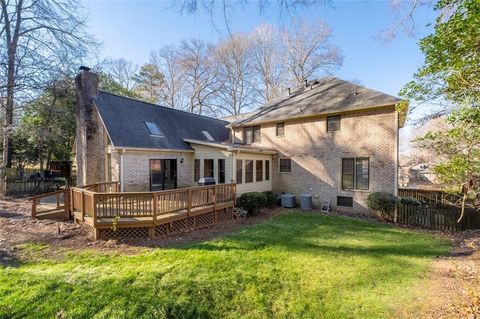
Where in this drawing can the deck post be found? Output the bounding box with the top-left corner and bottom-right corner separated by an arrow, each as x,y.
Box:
31,198 -> 37,218
81,191 -> 85,222
152,193 -> 157,225
92,193 -> 97,227
187,188 -> 192,215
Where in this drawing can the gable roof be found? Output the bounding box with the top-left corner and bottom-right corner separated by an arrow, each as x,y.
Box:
93,91 -> 230,151
231,76 -> 404,127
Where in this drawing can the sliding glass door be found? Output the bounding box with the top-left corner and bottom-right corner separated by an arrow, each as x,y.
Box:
149,159 -> 177,191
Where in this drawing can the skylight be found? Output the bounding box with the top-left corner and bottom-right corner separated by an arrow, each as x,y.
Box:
202,130 -> 214,141
145,121 -> 163,137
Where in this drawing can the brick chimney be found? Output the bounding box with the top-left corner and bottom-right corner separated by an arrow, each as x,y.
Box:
75,67 -> 104,186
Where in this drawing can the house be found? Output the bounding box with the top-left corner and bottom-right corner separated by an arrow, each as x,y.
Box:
75,68 -> 406,214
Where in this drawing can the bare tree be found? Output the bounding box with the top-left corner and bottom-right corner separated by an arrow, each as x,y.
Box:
0,0 -> 95,168
178,39 -> 222,115
283,19 -> 343,85
151,46 -> 187,109
251,24 -> 287,103
213,34 -> 257,116
102,58 -> 139,91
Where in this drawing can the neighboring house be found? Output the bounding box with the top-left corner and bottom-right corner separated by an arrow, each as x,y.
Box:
75,68 -> 406,214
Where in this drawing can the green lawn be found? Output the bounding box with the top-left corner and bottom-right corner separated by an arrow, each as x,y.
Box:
0,213 -> 450,319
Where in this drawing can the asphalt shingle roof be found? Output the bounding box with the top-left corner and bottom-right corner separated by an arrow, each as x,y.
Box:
94,91 -> 230,150
231,76 -> 404,126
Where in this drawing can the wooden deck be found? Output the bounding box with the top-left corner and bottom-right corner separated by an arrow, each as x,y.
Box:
68,183 -> 236,239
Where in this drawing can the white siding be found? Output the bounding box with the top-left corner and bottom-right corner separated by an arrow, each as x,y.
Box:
234,153 -> 273,195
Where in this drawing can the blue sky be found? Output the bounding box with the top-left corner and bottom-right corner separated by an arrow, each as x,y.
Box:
82,0 -> 437,126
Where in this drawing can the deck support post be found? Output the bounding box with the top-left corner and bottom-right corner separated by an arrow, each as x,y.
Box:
31,198 -> 37,218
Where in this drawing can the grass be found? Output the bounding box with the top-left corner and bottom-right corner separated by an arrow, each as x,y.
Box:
0,212 -> 450,319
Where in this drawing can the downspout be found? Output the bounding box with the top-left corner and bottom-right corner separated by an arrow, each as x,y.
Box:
120,149 -> 124,192
394,111 -> 399,196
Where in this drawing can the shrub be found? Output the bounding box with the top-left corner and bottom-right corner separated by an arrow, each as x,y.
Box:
367,192 -> 399,220
263,191 -> 278,208
400,197 -> 422,206
237,192 -> 267,215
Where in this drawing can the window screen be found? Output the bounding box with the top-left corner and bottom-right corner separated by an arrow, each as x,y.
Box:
265,160 -> 270,181
236,160 -> 243,184
245,160 -> 254,183
327,115 -> 341,132
256,160 -> 263,182
279,158 -> 291,173
204,159 -> 214,178
355,158 -> 370,190
337,196 -> 353,207
194,159 -> 200,181
218,159 -> 225,184
276,122 -> 285,137
342,158 -> 355,189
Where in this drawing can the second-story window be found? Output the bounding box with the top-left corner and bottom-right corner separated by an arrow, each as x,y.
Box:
276,122 -> 285,137
243,125 -> 261,144
327,115 -> 341,132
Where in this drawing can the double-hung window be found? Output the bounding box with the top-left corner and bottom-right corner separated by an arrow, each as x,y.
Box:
342,158 -> 369,190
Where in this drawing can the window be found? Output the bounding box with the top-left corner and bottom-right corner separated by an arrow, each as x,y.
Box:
342,158 -> 354,189
218,159 -> 225,184
279,158 -> 291,173
245,160 -> 254,183
327,115 -> 341,132
236,160 -> 243,184
243,125 -> 261,144
342,158 -> 369,190
355,158 -> 370,190
256,160 -> 263,182
145,121 -> 163,136
276,122 -> 285,137
194,159 -> 200,181
204,159 -> 214,178
265,160 -> 270,181
337,196 -> 353,207
202,130 -> 214,141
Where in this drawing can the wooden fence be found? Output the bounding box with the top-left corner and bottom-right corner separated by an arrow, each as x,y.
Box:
384,203 -> 480,233
398,188 -> 463,205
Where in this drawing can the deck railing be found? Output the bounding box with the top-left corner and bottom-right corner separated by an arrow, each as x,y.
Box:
71,183 -> 236,223
29,189 -> 70,219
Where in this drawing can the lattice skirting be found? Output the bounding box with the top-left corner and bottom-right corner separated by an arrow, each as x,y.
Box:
95,207 -> 234,240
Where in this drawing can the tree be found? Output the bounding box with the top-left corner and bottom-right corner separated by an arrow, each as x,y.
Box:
133,63 -> 164,104
283,19 -> 343,86
14,78 -> 76,174
151,46 -> 187,109
0,0 -> 94,168
98,72 -> 141,99
178,39 -> 222,115
102,58 -> 139,91
401,0 -> 480,109
251,24 -> 287,103
214,34 -> 257,115
415,106 -> 480,218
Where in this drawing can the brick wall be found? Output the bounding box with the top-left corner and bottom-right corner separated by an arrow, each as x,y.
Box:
233,106 -> 398,214
120,151 -> 194,192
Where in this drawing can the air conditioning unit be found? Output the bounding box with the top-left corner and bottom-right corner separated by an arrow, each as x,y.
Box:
281,194 -> 296,208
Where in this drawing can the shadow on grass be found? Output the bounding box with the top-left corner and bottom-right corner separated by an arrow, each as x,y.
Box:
184,213 -> 448,259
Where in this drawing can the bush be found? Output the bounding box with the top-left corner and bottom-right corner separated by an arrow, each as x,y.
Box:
400,197 -> 422,206
263,191 -> 278,208
367,192 -> 399,220
237,192 -> 267,215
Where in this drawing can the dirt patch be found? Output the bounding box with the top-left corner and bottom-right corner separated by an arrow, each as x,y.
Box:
0,198 -> 285,265
402,230 -> 480,319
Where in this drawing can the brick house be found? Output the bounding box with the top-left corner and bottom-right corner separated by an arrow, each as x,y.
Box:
75,68 -> 406,214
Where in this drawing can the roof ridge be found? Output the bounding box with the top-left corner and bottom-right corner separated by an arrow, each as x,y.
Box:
97,90 -> 229,124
